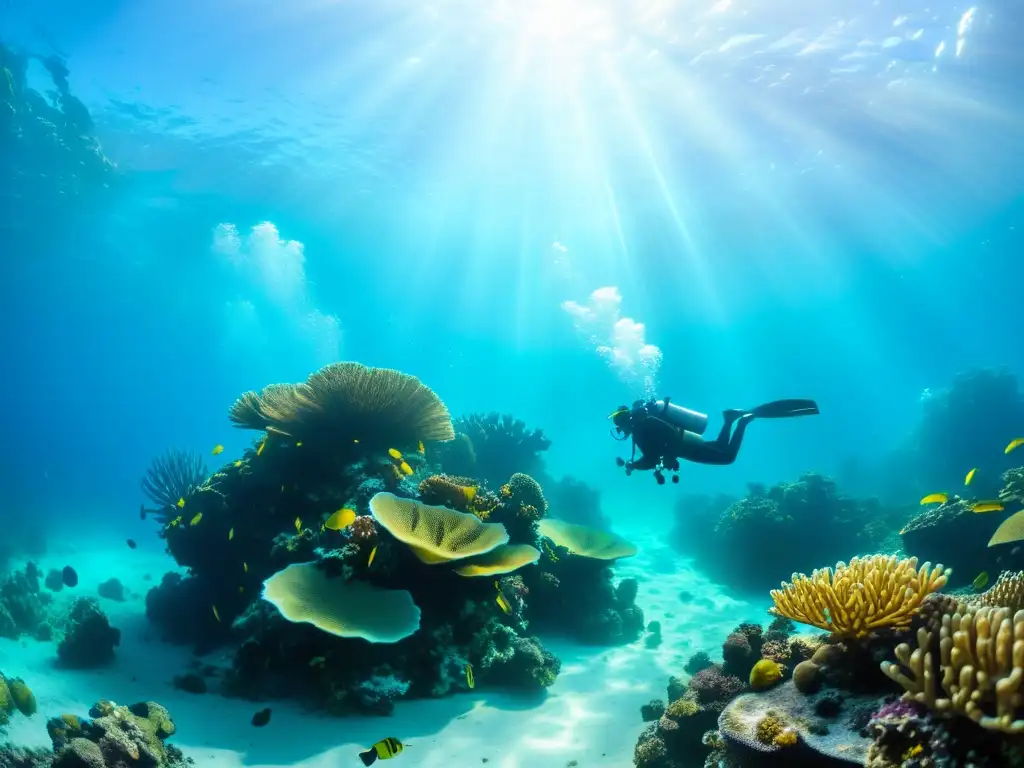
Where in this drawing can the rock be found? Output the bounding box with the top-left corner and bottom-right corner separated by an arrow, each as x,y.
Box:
96,579 -> 125,603
45,570 -> 64,593
56,598 -> 120,669
53,738 -> 104,768
172,673 -> 207,695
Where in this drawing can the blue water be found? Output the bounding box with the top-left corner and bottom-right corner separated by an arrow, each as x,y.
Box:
1,0 -> 1024,761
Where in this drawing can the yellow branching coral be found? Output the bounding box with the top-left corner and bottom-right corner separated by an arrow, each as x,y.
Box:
768,555 -> 949,638
882,605 -> 1024,732
229,362 -> 455,449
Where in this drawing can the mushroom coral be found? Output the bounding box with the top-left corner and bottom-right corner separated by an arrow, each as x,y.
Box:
537,519 -> 638,561
454,544 -> 541,577
882,605 -> 1024,733
768,555 -> 949,639
262,562 -> 421,643
369,492 -> 509,565
228,362 -> 455,450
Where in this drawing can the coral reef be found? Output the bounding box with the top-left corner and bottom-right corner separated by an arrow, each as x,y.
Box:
142,363 -> 622,717
0,563 -> 49,640
543,475 -> 611,530
670,474 -> 901,592
56,599 -> 120,669
0,672 -> 36,728
437,412 -> 551,486
0,43 -> 117,229
45,700 -> 191,767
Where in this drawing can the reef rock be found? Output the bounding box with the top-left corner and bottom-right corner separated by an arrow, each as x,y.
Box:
56,599 -> 120,669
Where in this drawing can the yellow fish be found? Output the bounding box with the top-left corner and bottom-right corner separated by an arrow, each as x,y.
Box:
920,493 -> 948,505
354,438 -> 360,444
212,605 -> 221,623
359,738 -> 403,765
399,460 -> 413,476
228,527 -> 235,541
325,508 -> 357,531
494,581 -> 512,614
391,466 -> 402,481
465,663 -> 475,689
233,460 -> 242,468
368,546 -> 378,567
212,444 -> 224,455
973,571 -> 989,591
169,515 -> 183,527
190,512 -> 202,526
243,562 -> 249,573
418,441 -> 425,454
388,448 -> 402,460
463,486 -> 478,502
972,501 -> 1005,514
176,497 -> 186,508
1006,438 -> 1024,455
965,468 -> 977,486
296,441 -> 303,447
294,517 -> 302,533
257,436 -> 267,456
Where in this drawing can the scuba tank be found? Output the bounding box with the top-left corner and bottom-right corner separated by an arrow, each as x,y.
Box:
648,398 -> 708,435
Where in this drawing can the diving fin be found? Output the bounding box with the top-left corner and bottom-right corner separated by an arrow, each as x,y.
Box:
749,399 -> 819,419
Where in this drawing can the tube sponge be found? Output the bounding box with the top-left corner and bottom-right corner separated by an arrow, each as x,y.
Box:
262,562 -> 421,643
537,519 -> 638,560
369,492 -> 509,564
453,544 -> 541,577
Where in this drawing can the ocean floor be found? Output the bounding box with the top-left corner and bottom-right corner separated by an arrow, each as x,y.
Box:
0,529 -> 764,767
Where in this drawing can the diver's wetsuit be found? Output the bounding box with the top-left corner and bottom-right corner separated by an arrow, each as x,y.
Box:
629,409 -> 753,469
612,397 -> 818,481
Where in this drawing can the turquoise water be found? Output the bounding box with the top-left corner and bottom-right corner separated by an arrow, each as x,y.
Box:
1,1 -> 1024,766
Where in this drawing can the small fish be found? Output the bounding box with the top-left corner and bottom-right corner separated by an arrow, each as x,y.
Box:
920,493 -> 948,505
139,504 -> 146,521
251,708 -> 272,727
212,444 -> 224,455
177,497 -> 186,508
243,562 -> 249,573
239,586 -> 245,593
62,566 -> 78,588
418,441 -> 425,453
494,582 -> 512,614
126,539 -> 137,549
296,441 -> 303,447
294,517 -> 302,533
973,572 -> 990,591
390,466 -> 402,481
965,468 -> 977,486
233,460 -> 242,468
465,663 -> 474,689
399,461 -> 413,476
354,438 -> 360,444
388,448 -> 402,460
359,737 -> 404,766
212,605 -> 221,623
228,527 -> 235,541
1006,438 -> 1024,455
325,508 -> 357,531
972,501 -> 1005,514
368,546 -> 378,567
462,486 -> 478,503
257,436 -> 267,456
309,656 -> 326,669
823,607 -> 833,625
190,512 -> 203,526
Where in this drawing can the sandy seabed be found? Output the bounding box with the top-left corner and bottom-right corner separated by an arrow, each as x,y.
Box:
0,529 -> 763,767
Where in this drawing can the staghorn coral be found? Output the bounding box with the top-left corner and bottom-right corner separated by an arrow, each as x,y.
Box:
141,448 -> 207,524
228,362 -> 455,452
769,555 -> 949,638
882,604 -> 1024,732
1001,466 -> 1024,505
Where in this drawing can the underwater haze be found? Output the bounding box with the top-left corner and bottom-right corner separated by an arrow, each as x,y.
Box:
2,0 -> 1024,766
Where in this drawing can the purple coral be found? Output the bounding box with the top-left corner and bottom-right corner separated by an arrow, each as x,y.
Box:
688,665 -> 745,708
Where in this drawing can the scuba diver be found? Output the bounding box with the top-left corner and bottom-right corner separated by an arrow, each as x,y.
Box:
609,397 -> 819,484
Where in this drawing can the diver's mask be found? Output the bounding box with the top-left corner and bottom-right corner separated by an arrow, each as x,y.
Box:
607,405 -> 632,439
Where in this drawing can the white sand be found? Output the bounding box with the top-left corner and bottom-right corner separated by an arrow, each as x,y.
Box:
0,530 -> 762,767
